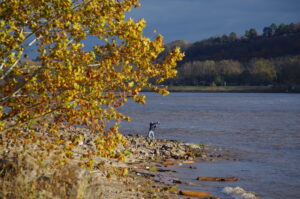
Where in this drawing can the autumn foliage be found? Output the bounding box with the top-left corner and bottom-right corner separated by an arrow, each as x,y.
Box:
0,0 -> 183,162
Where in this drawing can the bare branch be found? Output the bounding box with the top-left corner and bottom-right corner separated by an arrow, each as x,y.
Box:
28,35 -> 42,47
0,107 -> 60,133
0,0 -> 89,62
0,35 -> 42,81
0,59 -> 6,71
88,63 -> 101,67
67,39 -> 74,46
0,51 -> 23,81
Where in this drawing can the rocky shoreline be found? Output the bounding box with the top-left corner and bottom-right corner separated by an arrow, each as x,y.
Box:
119,134 -> 227,199
0,126 -> 229,199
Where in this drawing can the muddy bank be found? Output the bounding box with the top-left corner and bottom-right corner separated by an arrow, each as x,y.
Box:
0,126 -> 226,199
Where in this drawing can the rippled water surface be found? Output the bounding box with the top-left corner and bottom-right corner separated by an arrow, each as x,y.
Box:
120,93 -> 300,199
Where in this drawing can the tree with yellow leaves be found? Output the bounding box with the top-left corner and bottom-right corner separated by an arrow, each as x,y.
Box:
0,0 -> 183,160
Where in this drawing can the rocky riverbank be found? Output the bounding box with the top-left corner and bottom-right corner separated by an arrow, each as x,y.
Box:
0,126 -> 226,199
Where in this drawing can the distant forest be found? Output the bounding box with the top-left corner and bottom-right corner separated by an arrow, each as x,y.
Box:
162,23 -> 300,88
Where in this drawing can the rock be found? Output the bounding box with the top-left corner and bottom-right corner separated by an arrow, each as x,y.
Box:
195,152 -> 204,157
161,145 -> 173,150
155,149 -> 160,156
148,167 -> 158,172
187,156 -> 194,160
163,160 -> 177,166
135,171 -> 155,177
157,168 -> 176,173
202,154 -> 207,158
162,150 -> 171,157
172,179 -> 182,184
197,176 -> 238,182
128,188 -> 135,191
163,186 -> 179,193
179,190 -> 213,198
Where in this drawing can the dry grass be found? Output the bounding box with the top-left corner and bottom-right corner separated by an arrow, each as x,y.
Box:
0,156 -> 90,199
0,128 -> 201,199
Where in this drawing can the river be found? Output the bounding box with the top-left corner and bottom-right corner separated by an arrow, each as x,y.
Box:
119,92 -> 300,199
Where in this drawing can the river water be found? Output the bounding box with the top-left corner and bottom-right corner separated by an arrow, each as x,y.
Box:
119,92 -> 300,199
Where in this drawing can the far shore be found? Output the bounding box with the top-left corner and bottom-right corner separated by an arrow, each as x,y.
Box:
144,85 -> 300,93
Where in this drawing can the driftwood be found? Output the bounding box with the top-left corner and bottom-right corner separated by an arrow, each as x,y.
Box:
197,176 -> 238,181
179,190 -> 215,198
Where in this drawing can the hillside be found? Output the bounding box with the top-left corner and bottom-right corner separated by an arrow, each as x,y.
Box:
183,33 -> 300,62
162,23 -> 300,89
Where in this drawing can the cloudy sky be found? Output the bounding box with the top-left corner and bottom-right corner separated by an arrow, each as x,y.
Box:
129,0 -> 300,43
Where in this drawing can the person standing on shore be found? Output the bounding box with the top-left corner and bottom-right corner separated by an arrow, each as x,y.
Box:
147,122 -> 160,139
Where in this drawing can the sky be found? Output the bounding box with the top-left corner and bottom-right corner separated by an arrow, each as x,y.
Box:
128,0 -> 300,43
26,0 -> 300,58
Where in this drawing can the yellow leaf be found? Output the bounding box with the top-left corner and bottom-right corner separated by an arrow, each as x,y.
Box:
128,81 -> 134,88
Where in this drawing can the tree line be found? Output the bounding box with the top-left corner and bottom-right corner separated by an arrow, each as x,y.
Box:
161,23 -> 300,88
164,55 -> 300,87
188,22 -> 300,47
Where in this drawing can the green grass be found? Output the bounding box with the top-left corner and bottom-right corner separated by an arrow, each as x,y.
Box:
167,85 -> 273,92
143,84 -> 300,93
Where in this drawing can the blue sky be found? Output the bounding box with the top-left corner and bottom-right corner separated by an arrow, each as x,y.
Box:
27,0 -> 300,58
128,0 -> 300,43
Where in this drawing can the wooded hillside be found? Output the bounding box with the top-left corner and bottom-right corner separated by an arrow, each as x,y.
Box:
162,23 -> 300,88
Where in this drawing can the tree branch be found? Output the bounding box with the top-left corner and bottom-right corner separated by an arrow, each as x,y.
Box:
0,35 -> 42,81
0,107 -> 60,133
0,66 -> 45,104
88,63 -> 101,67
0,59 -> 6,71
0,52 -> 23,81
